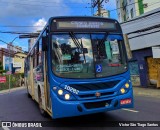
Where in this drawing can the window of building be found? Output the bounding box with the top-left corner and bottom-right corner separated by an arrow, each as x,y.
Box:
118,13 -> 120,19
123,14 -> 126,21
130,8 -> 134,18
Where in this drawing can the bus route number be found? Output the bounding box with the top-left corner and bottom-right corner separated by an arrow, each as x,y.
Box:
64,85 -> 79,95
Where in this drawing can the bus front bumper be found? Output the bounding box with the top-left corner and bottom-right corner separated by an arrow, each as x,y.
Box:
51,89 -> 134,119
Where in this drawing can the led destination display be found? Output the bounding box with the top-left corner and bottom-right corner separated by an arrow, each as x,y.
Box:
56,21 -> 116,30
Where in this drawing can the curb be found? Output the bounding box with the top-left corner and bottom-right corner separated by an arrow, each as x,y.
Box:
133,87 -> 160,98
0,86 -> 26,95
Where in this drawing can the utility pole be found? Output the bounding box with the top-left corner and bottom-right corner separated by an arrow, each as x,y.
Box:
92,0 -> 105,16
97,0 -> 101,16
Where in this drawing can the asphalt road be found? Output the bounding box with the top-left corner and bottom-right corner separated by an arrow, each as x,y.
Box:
0,88 -> 160,130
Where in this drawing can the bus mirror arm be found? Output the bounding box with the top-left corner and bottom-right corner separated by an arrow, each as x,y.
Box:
42,36 -> 48,51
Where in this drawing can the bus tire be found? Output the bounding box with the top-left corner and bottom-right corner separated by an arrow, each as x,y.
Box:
26,83 -> 31,98
38,88 -> 47,117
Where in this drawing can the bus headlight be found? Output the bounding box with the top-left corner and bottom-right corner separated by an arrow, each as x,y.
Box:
53,86 -> 76,101
119,81 -> 131,95
125,83 -> 129,88
65,94 -> 70,100
120,88 -> 126,94
58,89 -> 63,95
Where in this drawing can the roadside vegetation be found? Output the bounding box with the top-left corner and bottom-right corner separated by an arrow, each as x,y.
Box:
0,73 -> 24,91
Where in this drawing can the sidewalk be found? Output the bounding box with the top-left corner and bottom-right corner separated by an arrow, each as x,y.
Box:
0,86 -> 26,95
133,86 -> 160,98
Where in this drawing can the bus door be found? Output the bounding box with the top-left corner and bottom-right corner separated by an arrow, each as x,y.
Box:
42,32 -> 52,113
27,56 -> 34,98
30,54 -> 35,99
44,51 -> 52,112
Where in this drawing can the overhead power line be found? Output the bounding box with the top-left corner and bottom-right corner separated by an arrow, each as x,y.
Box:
0,50 -> 27,58
0,31 -> 39,35
0,39 -> 27,53
11,0 -> 89,5
0,1 -> 87,8
109,0 -> 160,13
0,25 -> 44,27
91,0 -> 105,16
88,0 -> 160,17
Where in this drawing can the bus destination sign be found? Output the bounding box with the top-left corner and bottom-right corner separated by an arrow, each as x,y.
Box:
57,21 -> 116,30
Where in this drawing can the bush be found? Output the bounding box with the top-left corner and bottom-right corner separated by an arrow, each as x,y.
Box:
0,73 -> 23,91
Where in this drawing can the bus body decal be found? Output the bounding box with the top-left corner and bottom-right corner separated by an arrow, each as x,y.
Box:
64,85 -> 79,95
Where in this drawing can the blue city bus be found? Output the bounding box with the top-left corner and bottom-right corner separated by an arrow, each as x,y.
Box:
25,16 -> 133,119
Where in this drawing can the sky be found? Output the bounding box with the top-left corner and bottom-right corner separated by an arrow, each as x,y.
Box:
0,0 -> 117,52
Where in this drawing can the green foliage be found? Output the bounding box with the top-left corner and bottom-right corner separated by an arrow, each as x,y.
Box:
0,73 -> 23,91
20,73 -> 24,78
0,61 -> 6,74
0,61 -> 3,70
0,70 -> 7,73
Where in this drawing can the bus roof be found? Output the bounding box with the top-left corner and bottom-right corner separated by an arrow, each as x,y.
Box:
27,16 -> 121,56
48,16 -> 119,24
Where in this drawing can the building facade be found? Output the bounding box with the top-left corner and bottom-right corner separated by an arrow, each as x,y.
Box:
7,43 -> 23,53
121,8 -> 160,87
12,52 -> 27,73
28,38 -> 36,51
0,48 -> 14,67
116,0 -> 160,22
0,47 -> 27,73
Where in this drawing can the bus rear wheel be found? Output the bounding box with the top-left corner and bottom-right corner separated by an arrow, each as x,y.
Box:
38,89 -> 47,117
26,83 -> 31,98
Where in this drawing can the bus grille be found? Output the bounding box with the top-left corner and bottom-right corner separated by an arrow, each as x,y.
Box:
79,92 -> 115,98
69,80 -> 120,91
83,100 -> 112,109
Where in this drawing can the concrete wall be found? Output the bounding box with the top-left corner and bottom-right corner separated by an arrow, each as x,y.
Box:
143,0 -> 160,13
116,0 -> 160,22
121,8 -> 160,87
13,53 -> 27,73
130,48 -> 152,86
121,8 -> 160,50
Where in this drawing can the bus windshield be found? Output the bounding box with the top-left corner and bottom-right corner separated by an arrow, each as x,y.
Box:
51,33 -> 127,78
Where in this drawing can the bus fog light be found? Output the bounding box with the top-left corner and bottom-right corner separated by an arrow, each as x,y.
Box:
58,89 -> 63,95
120,88 -> 126,94
125,83 -> 129,88
65,94 -> 70,100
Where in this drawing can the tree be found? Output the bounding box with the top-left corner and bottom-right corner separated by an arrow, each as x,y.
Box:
0,61 -> 6,73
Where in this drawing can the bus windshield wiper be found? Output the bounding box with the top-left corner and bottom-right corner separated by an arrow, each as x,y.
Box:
69,32 -> 81,49
69,32 -> 86,63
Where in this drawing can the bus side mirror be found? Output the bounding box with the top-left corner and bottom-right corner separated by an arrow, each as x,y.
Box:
123,34 -> 132,60
42,36 -> 48,51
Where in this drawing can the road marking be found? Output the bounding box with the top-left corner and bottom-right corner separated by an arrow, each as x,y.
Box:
122,108 -> 139,113
2,127 -> 10,130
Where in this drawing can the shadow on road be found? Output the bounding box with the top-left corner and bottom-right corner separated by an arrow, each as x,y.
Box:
44,112 -> 125,127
